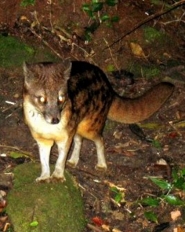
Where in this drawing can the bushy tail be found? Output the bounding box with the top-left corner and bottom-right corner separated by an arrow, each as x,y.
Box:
108,82 -> 174,124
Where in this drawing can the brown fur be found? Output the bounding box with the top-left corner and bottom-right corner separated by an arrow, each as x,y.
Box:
23,60 -> 174,182
108,82 -> 174,123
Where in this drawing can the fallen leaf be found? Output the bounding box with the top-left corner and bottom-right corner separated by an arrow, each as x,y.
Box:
163,52 -> 171,58
168,132 -> 179,138
174,226 -> 185,232
171,210 -> 181,221
139,122 -> 162,130
30,221 -> 39,227
130,42 -> 146,58
171,120 -> 185,128
102,224 -> 110,231
20,15 -> 30,22
113,130 -> 123,139
176,110 -> 185,120
104,180 -> 126,192
92,216 -> 104,227
110,187 -> 126,205
156,158 -> 168,166
112,229 -> 122,232
0,191 -> 6,198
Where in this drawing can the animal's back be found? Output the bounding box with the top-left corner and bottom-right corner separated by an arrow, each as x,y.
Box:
68,61 -> 114,139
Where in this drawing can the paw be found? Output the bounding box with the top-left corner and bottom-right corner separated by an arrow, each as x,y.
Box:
36,175 -> 51,183
95,164 -> 107,171
66,160 -> 77,168
50,170 -> 66,183
50,175 -> 66,183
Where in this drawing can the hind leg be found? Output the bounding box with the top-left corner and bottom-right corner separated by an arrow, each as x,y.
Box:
67,134 -> 83,168
67,134 -> 107,170
70,116 -> 108,170
94,136 -> 107,170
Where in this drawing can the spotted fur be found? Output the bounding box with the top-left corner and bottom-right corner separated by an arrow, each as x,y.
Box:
23,60 -> 174,182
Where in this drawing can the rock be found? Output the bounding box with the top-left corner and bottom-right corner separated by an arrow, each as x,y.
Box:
6,163 -> 85,232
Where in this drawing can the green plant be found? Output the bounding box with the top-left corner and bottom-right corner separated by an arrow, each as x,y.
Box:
110,185 -> 126,205
20,0 -> 36,7
140,167 -> 185,222
82,0 -> 119,40
110,187 -> 124,203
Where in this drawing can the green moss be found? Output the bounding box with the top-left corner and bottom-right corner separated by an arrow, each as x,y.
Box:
6,163 -> 86,232
0,35 -> 59,67
106,64 -> 115,72
143,66 -> 161,79
20,0 -> 36,7
129,63 -> 161,79
144,26 -> 165,44
0,35 -> 35,67
150,0 -> 170,8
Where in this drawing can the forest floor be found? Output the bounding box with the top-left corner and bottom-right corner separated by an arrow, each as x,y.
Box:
1,0 -> 185,231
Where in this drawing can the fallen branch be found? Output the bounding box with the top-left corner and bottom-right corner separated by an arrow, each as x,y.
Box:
104,0 -> 185,50
0,145 -> 34,159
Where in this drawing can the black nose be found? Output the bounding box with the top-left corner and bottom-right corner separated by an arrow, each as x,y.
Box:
51,118 -> 60,124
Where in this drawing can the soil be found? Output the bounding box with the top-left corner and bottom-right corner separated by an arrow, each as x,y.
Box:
1,0 -> 185,231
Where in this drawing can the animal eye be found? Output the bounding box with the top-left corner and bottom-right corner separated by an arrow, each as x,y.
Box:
58,95 -> 64,103
38,96 -> 47,104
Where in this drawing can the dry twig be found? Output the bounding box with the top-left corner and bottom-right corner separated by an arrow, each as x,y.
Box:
104,0 -> 185,50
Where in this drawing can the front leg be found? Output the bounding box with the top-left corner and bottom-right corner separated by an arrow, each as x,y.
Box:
51,136 -> 73,182
67,134 -> 82,168
36,139 -> 54,182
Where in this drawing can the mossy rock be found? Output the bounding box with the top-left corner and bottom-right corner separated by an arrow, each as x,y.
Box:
6,163 -> 86,232
0,35 -> 58,67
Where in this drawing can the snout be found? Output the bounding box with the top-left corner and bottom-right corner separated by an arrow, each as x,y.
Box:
44,109 -> 61,124
50,117 -> 60,124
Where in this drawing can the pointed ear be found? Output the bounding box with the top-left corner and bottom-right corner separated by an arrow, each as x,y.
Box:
23,62 -> 28,76
23,62 -> 34,87
63,59 -> 72,80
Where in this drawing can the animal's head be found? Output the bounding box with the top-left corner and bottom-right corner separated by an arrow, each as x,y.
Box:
23,60 -> 72,124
